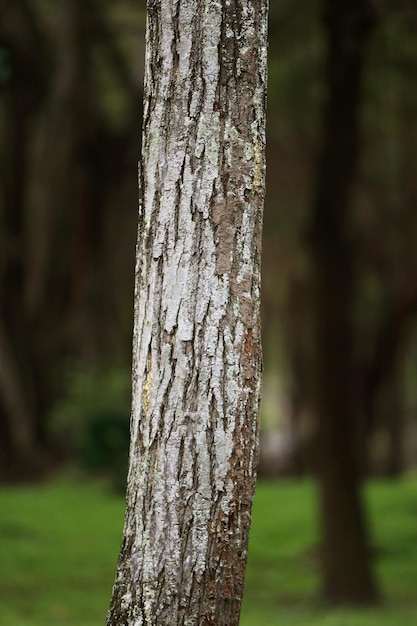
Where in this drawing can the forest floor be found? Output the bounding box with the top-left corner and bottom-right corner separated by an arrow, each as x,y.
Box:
1,473 -> 417,625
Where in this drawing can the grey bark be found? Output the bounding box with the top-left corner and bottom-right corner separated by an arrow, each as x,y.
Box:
106,1 -> 268,624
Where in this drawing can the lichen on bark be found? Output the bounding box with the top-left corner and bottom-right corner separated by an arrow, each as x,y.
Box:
106,1 -> 268,625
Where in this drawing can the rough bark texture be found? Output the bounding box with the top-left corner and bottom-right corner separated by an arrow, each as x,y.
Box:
309,0 -> 378,605
107,1 -> 268,624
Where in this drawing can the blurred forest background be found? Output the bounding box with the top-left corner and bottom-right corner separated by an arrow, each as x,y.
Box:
1,0 -> 417,622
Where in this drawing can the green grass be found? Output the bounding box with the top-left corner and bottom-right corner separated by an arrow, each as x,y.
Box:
1,476 -> 417,625
0,475 -> 123,626
241,478 -> 417,625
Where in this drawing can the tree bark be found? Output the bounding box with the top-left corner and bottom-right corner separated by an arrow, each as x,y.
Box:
107,1 -> 268,624
308,0 -> 378,605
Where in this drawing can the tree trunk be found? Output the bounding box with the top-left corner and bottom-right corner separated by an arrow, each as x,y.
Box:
106,1 -> 268,624
0,320 -> 42,475
0,0 -> 51,478
308,0 -> 378,605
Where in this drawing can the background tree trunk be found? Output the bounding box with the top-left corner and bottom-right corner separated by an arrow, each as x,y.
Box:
308,0 -> 378,605
0,0 -> 52,477
107,1 -> 268,624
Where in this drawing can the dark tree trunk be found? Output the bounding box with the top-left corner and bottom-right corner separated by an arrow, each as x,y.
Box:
0,0 -> 144,480
308,0 -> 378,604
0,0 -> 52,478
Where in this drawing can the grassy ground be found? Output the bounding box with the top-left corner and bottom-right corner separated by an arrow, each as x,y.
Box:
1,475 -> 417,625
241,479 -> 417,625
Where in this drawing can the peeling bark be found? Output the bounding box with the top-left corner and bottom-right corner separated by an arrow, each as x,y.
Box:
106,1 -> 268,624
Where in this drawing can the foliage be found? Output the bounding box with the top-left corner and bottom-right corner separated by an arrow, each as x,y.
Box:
49,366 -> 131,491
1,477 -> 417,625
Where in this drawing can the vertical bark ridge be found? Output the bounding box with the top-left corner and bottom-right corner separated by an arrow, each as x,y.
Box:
107,1 -> 268,624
